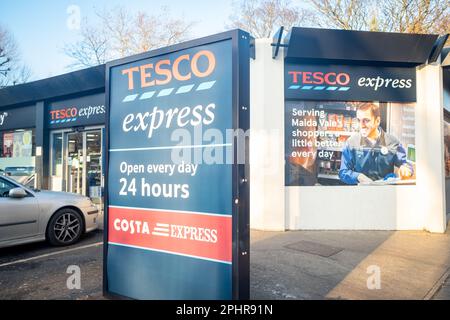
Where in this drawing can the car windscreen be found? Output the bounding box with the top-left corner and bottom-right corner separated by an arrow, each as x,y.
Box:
4,167 -> 35,176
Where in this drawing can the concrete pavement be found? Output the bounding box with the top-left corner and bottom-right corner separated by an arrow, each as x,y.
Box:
250,221 -> 450,300
1,222 -> 449,299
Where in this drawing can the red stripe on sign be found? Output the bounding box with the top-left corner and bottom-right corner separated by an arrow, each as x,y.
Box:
108,206 -> 232,263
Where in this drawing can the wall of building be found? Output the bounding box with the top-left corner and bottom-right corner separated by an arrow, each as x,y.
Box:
249,39 -> 285,231
250,39 -> 447,232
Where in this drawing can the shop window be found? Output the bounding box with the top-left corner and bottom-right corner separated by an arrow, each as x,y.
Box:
444,119 -> 450,178
51,132 -> 63,176
0,129 -> 36,186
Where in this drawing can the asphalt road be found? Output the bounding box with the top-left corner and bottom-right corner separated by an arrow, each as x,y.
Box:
0,230 -> 104,300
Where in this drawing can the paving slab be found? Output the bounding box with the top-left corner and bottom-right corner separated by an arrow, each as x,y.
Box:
250,221 -> 450,300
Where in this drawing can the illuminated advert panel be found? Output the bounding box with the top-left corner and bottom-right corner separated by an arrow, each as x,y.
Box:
284,63 -> 417,187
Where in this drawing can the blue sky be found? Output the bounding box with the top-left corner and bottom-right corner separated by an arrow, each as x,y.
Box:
0,0 -> 238,81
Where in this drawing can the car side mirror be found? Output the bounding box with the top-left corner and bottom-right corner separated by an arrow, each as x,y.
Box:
9,188 -> 27,198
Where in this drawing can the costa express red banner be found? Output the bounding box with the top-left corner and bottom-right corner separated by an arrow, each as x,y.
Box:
108,206 -> 232,263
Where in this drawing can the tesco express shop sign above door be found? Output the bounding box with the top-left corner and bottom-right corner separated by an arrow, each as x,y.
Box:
105,31 -> 250,300
47,93 -> 105,129
285,64 -> 416,102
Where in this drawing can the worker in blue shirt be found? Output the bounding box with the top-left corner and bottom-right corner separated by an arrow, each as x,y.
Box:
339,102 -> 413,185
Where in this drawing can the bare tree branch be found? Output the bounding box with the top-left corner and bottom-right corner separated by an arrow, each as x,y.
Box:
63,20 -> 109,69
309,0 -> 450,36
227,0 -> 313,38
308,0 -> 373,30
0,25 -> 18,76
64,6 -> 196,69
0,24 -> 31,88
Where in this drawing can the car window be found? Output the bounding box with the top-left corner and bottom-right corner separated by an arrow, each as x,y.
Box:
0,177 -> 17,198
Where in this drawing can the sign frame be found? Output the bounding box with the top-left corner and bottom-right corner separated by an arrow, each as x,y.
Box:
103,29 -> 250,300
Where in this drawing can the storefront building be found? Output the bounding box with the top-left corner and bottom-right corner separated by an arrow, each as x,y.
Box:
0,65 -> 105,209
0,27 -> 448,233
250,28 -> 449,232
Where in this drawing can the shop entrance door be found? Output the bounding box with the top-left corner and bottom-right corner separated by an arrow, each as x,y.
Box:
66,131 -> 84,195
84,130 -> 102,206
50,128 -> 103,206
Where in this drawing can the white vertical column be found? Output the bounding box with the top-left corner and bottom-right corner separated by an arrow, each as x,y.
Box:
249,39 -> 286,231
416,61 -> 447,233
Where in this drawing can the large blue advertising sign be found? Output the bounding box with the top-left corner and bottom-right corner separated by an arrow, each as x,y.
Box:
104,30 -> 250,300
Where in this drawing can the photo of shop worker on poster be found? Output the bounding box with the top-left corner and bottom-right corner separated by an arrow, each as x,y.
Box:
285,100 -> 417,186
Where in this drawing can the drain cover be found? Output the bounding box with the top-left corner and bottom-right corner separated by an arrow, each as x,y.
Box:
284,240 -> 343,257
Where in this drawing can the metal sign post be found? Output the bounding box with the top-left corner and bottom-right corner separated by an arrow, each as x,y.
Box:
103,30 -> 250,300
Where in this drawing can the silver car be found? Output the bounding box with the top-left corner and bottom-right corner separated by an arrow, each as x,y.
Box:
0,175 -> 99,248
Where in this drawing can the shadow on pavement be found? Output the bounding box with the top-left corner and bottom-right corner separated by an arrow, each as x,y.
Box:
250,221 -> 450,300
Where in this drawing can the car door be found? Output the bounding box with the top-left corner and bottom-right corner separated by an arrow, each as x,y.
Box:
0,177 -> 40,242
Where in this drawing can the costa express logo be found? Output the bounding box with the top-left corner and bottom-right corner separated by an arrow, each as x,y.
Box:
49,105 -> 105,124
108,206 -> 232,263
121,50 -> 216,91
288,70 -> 351,91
